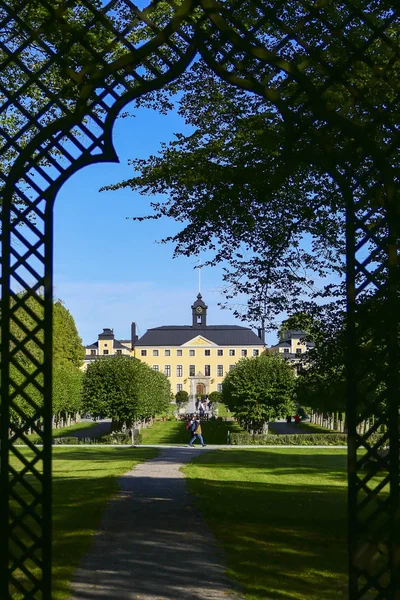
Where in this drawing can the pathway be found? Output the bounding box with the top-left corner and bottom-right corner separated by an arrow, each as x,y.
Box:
61,419 -> 112,439
269,419 -> 308,435
69,447 -> 243,600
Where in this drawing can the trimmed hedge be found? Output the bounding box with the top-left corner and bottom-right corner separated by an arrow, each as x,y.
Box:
229,432 -> 380,446
14,433 -> 143,445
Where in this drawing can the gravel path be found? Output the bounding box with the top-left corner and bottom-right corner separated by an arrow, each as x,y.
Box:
269,419 -> 309,435
69,447 -> 243,600
60,420 -> 112,439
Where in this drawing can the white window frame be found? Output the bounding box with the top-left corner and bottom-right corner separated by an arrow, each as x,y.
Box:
217,365 -> 224,377
152,365 -> 159,371
153,349 -> 159,357
141,349 -> 147,356
241,349 -> 247,357
253,349 -> 260,357
189,349 -> 195,356
217,349 -> 223,356
189,365 -> 195,377
229,349 -> 235,356
177,349 -> 183,356
164,365 -> 171,376
205,365 -> 211,376
164,349 -> 171,356
176,365 -> 183,377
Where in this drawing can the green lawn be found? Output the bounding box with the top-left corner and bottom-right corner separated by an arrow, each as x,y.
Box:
183,449 -> 350,600
140,418 -> 242,445
21,420 -> 103,443
10,447 -> 158,599
298,421 -> 339,434
217,402 -> 234,418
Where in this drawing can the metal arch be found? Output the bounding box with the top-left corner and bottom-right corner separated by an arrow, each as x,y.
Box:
0,1 -> 398,598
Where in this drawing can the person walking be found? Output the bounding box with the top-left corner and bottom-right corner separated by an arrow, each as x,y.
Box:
189,418 -> 206,447
186,415 -> 195,441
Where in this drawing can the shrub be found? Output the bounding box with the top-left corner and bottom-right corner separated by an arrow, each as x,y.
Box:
229,432 -> 382,446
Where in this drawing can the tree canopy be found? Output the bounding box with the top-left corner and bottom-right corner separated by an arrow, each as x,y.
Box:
222,354 -> 296,432
102,7 -> 398,329
82,356 -> 171,429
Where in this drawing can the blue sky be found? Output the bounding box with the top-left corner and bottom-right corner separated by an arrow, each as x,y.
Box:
53,103 -> 275,346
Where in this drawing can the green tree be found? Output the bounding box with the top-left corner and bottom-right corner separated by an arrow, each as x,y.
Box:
53,301 -> 85,367
208,391 -> 222,404
175,390 -> 189,407
103,13 -> 398,329
222,354 -> 296,433
4,292 -> 84,428
53,363 -> 83,422
82,356 -> 171,431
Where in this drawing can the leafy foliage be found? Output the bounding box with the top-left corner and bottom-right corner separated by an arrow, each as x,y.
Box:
175,389 -> 189,406
222,354 -> 296,432
5,292 -> 85,424
82,356 -> 171,429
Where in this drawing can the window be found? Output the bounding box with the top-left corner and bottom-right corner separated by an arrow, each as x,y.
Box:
152,365 -> 159,371
241,349 -> 247,357
90,349 -> 96,356
217,383 -> 222,392
164,365 -> 171,377
164,349 -> 170,356
284,348 -> 290,353
217,349 -> 223,356
104,343 -> 108,347
217,365 -> 224,377
153,349 -> 159,356
229,364 -> 235,371
177,349 -> 182,356
116,349 -> 122,355
176,365 -> 183,377
141,349 -> 147,357
205,349 -> 210,356
205,365 -> 211,376
253,349 -> 260,357
229,349 -> 235,356
189,349 -> 195,356
177,384 -> 183,392
189,365 -> 195,377
296,348 -> 302,354
103,350 -> 109,355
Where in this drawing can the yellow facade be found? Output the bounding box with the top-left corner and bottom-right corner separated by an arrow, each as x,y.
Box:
133,295 -> 264,397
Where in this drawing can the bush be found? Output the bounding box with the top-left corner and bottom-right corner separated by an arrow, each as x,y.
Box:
101,431 -> 142,445
229,432 -> 382,446
52,437 -> 98,445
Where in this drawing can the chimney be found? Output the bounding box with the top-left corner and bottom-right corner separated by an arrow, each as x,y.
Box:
131,322 -> 139,349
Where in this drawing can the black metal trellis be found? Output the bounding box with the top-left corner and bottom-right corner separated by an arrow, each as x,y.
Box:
0,1 -> 398,598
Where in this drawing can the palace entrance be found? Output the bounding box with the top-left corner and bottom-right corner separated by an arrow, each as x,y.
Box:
196,384 -> 205,396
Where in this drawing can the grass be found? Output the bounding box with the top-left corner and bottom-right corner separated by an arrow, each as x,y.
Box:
140,418 -> 242,445
183,449 -> 354,599
217,402 -> 234,418
297,421 -> 339,434
21,420 -> 103,443
10,446 -> 158,599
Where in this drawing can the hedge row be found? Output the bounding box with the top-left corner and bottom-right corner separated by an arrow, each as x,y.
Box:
229,432 -> 382,446
14,432 -> 143,445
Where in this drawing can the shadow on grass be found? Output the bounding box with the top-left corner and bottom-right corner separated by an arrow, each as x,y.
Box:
141,419 -> 242,445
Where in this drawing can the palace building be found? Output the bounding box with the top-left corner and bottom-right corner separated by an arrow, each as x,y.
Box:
133,294 -> 265,398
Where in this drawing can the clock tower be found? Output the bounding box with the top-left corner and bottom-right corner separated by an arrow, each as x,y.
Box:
191,293 -> 208,328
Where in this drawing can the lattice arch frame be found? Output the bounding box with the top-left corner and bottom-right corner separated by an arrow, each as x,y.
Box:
0,1 -> 398,598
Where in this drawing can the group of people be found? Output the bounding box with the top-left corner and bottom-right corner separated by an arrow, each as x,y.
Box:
194,398 -> 212,418
186,415 -> 206,447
